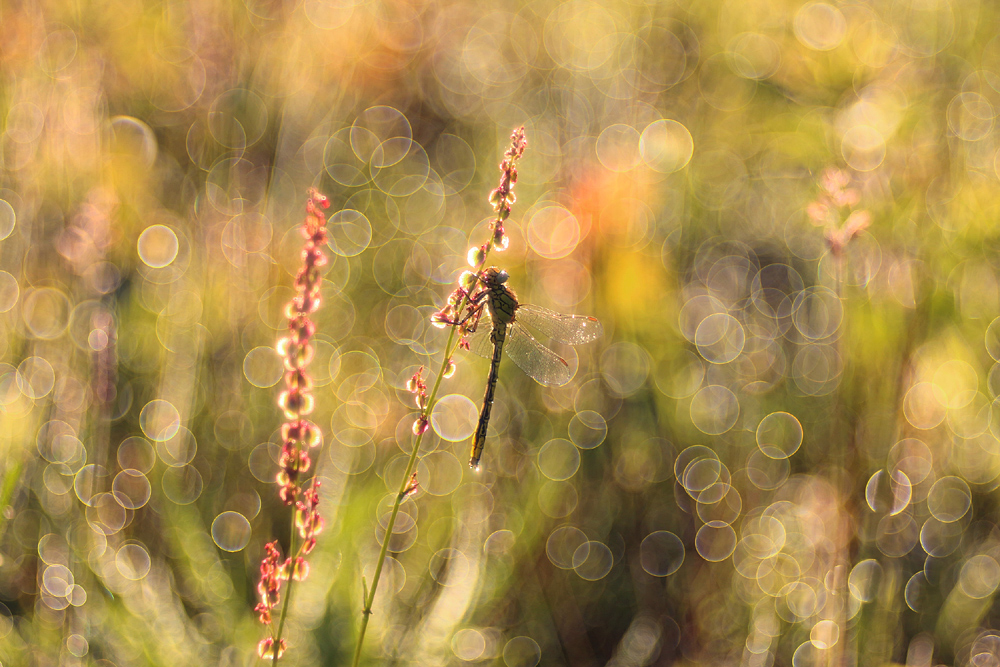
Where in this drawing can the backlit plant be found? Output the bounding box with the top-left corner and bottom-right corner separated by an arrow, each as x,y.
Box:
256,188 -> 330,662
349,127 -> 527,667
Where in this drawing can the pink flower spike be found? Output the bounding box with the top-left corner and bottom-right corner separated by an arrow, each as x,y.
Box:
254,190 -> 333,661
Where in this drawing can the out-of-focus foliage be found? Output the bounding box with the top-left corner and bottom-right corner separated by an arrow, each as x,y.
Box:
2,0 -> 1000,665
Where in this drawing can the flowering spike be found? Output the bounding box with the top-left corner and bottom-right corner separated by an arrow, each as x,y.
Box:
255,190 -> 331,661
809,167 -> 872,259
407,367 -> 426,393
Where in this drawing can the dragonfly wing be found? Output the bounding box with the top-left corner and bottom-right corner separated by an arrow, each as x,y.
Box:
504,323 -> 573,387
515,304 -> 603,345
464,309 -> 493,360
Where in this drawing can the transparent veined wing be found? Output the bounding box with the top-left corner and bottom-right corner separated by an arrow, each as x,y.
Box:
463,308 -> 494,360
515,304 -> 603,345
462,303 -> 588,386
503,323 -> 572,387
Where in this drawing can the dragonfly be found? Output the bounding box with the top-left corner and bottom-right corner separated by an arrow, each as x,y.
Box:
460,267 -> 602,470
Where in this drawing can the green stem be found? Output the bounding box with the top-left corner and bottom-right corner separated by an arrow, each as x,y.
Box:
0,456 -> 23,543
348,439 -> 419,667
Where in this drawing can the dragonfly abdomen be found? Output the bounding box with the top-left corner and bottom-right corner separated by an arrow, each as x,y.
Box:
469,323 -> 507,469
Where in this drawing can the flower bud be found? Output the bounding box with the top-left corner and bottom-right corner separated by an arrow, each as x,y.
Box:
285,369 -> 313,391
459,271 -> 478,290
403,471 -> 420,498
443,358 -> 456,378
296,509 -> 325,539
467,245 -> 486,267
258,637 -> 287,660
304,424 -> 322,448
291,319 -> 316,343
488,188 -> 503,209
277,557 -> 292,581
430,311 -> 451,329
292,557 -> 310,581
283,420 -> 321,448
279,390 -> 315,418
295,507 -> 308,532
843,209 -> 872,239
309,188 -> 330,209
279,483 -> 298,504
311,247 -> 328,266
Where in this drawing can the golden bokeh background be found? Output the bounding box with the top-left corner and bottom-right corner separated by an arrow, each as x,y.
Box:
2,0 -> 1000,665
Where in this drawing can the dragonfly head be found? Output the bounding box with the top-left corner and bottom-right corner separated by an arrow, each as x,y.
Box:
483,267 -> 509,285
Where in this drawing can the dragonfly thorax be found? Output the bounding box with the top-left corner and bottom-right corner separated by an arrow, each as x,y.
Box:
481,267 -> 518,326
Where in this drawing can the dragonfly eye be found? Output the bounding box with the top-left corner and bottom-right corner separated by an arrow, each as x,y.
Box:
497,270 -> 509,284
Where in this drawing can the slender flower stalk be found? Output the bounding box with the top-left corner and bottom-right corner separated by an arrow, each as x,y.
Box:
807,167 -> 871,667
256,189 -> 330,663
349,127 -> 527,667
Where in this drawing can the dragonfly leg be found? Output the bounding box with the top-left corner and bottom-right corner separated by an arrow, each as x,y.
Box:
434,295 -> 484,327
458,300 -> 486,334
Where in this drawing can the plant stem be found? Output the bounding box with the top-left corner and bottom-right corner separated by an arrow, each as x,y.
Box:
351,127 -> 523,665
350,247 -> 492,667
